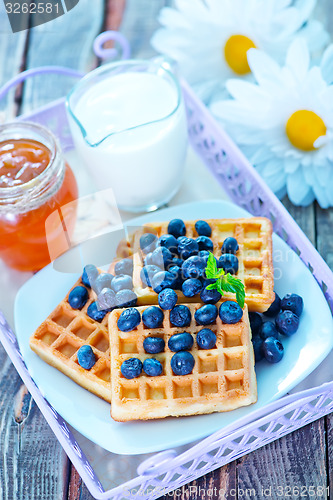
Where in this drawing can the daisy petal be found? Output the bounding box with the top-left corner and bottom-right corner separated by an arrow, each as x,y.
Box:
247,49 -> 283,88
285,38 -> 309,81
286,168 -> 314,206
320,45 -> 333,85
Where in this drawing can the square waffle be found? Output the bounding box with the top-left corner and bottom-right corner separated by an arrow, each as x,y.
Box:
109,302 -> 257,421
29,275 -> 111,402
132,218 -> 274,312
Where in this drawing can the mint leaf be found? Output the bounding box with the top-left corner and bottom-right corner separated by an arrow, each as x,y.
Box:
223,273 -> 245,308
204,252 -> 245,307
206,282 -> 218,290
205,252 -> 218,279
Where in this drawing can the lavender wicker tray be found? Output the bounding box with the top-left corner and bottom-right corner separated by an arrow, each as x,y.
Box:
1,37 -> 333,499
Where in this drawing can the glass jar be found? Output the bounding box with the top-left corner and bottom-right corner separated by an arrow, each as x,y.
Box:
0,122 -> 78,271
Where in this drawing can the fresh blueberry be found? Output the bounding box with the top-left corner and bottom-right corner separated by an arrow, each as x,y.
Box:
151,271 -> 175,293
260,321 -> 279,340
169,305 -> 192,327
143,358 -> 163,376
144,252 -> 154,266
81,264 -> 99,288
142,306 -> 164,329
117,307 -> 141,332
195,304 -> 218,325
196,236 -> 213,252
219,301 -> 243,324
275,310 -> 299,336
262,337 -> 284,363
200,285 -> 222,304
140,233 -> 158,254
218,254 -> 239,274
168,219 -> 186,238
168,332 -> 193,352
77,345 -> 96,370
177,237 -> 199,260
182,255 -> 206,279
115,258 -> 133,276
199,250 -> 210,262
252,336 -> 264,363
158,288 -> 178,310
115,290 -> 137,308
111,274 -> 133,293
182,278 -> 202,297
87,301 -> 107,322
151,246 -> 174,269
170,351 -> 195,375
264,291 -> 281,317
97,288 -> 116,311
68,286 -> 88,309
249,312 -> 263,336
195,220 -> 212,237
92,273 -> 114,295
167,265 -> 183,289
196,328 -> 216,350
221,237 -> 239,255
143,337 -> 165,354
281,293 -> 303,317
172,257 -> 183,267
121,358 -> 143,379
158,234 -> 178,254
140,265 -> 161,287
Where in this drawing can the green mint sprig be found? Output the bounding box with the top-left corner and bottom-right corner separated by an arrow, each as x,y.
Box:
205,252 -> 245,308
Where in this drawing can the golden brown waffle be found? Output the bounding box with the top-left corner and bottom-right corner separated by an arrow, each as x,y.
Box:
109,302 -> 257,421
29,275 -> 111,402
132,218 -> 274,312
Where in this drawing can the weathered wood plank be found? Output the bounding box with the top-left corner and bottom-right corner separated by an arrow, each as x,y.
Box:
315,205 -> 333,270
282,197 -> 316,246
67,466 -> 94,500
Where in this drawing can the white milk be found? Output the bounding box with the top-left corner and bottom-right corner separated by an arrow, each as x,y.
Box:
69,71 -> 188,211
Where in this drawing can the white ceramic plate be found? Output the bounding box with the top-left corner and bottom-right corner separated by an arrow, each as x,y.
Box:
15,200 -> 333,455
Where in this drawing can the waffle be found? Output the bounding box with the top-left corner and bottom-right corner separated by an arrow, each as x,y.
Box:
109,302 -> 257,421
29,274 -> 112,402
132,218 -> 274,312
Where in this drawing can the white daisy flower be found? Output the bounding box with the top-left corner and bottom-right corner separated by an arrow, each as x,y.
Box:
151,0 -> 329,102
211,38 -> 333,208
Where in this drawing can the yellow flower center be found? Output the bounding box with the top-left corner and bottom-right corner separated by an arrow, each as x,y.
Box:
224,35 -> 256,75
285,110 -> 327,151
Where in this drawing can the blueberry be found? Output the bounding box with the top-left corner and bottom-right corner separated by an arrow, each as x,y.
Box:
199,250 -> 210,262
140,233 -> 158,254
260,321 -> 279,340
168,332 -> 193,352
68,286 -> 88,309
182,278 -> 202,297
200,285 -> 222,304
115,258 -> 133,276
144,252 -> 154,266
87,301 -> 107,322
168,219 -> 186,238
195,304 -> 218,325
158,234 -> 178,254
218,254 -> 239,274
172,257 -> 183,267
97,288 -> 116,311
151,271 -> 175,293
143,337 -> 165,354
169,305 -> 191,327
115,290 -> 137,308
252,336 -> 264,363
140,265 -> 161,287
93,273 -> 114,295
221,237 -> 239,254
195,220 -> 212,237
81,264 -> 98,288
196,236 -> 213,252
171,351 -> 195,375
77,345 -> 96,370
121,358 -> 143,379
182,255 -> 206,279
142,306 -> 164,329
151,246 -> 174,269
249,312 -> 263,336
275,310 -> 299,336
167,265 -> 183,289
264,291 -> 281,317
281,293 -> 303,317
177,237 -> 199,260
196,329 -> 216,350
158,288 -> 178,310
262,337 -> 284,363
219,301 -> 243,324
143,358 -> 163,376
111,274 -> 133,292
117,307 -> 141,332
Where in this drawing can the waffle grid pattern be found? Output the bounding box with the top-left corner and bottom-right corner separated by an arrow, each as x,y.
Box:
109,302 -> 256,421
